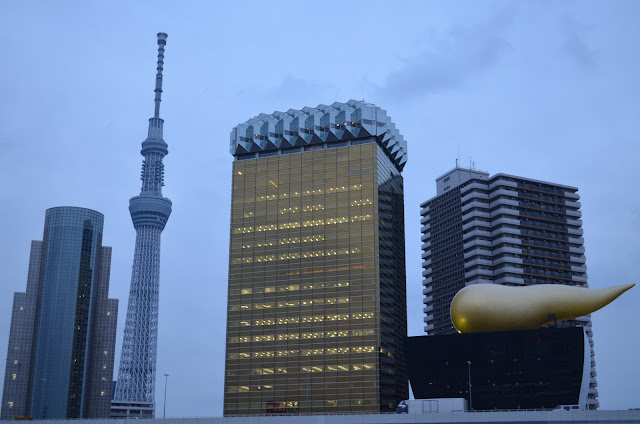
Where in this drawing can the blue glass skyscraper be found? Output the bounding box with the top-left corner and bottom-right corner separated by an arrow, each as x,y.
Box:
1,207 -> 118,419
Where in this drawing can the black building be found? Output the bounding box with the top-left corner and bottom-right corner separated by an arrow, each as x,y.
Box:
407,327 -> 589,410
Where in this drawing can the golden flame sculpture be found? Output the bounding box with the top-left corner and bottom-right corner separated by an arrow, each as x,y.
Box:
450,283 -> 635,333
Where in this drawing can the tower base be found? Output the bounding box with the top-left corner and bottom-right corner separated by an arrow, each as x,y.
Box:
110,400 -> 155,419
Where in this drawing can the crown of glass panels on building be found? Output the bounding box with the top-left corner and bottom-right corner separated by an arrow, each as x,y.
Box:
230,99 -> 408,170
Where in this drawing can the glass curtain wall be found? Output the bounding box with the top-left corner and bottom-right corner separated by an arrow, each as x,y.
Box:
30,208 -> 104,419
224,142 -> 407,415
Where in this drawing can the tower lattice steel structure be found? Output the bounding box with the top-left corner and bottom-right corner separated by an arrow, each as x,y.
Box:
114,33 -> 172,405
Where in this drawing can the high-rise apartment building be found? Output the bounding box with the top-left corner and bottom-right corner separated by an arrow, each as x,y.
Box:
420,167 -> 598,408
1,207 -> 118,420
224,100 -> 408,415
112,33 -> 172,418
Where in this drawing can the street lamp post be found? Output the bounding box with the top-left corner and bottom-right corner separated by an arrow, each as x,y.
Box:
306,370 -> 310,415
163,374 -> 169,419
467,361 -> 472,411
40,378 -> 47,419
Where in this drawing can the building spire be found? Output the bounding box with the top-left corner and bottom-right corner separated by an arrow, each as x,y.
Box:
146,33 -> 168,142
154,33 -> 168,118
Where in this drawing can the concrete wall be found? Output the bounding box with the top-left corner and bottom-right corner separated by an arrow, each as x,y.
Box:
16,409 -> 640,424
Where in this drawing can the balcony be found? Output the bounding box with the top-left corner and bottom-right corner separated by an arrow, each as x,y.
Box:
489,206 -> 519,218
493,245 -> 522,256
462,181 -> 489,192
570,255 -> 586,264
489,197 -> 519,208
491,226 -> 521,238
489,179 -> 517,190
465,267 -> 493,278
566,218 -> 583,227
462,209 -> 491,221
462,220 -> 490,231
463,239 -> 492,250
461,200 -> 490,213
493,256 -> 524,266
463,228 -> 491,240
566,209 -> 582,218
488,188 -> 519,199
464,248 -> 491,259
494,275 -> 525,285
490,216 -> 520,227
564,191 -> 580,200
565,200 -> 582,209
567,227 -> 584,236
465,258 -> 493,268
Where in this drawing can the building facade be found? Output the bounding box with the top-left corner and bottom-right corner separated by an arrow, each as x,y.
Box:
113,33 -> 172,416
1,207 -> 118,420
224,100 -> 408,415
407,328 -> 591,410
419,167 -> 598,408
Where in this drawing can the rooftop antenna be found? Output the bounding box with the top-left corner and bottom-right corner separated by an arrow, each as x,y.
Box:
456,144 -> 460,168
154,33 -> 168,118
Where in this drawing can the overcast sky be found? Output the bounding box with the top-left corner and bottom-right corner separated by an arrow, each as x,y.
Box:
1,0 -> 639,417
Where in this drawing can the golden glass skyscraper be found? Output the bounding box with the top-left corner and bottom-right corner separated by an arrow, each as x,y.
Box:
224,101 -> 408,415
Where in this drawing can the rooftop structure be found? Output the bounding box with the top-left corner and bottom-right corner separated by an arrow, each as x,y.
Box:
229,100 -> 407,170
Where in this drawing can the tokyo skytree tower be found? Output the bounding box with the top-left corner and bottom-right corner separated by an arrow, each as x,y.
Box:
114,33 -> 172,406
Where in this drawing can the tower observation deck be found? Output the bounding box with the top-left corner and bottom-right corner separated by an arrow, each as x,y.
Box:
113,33 -> 172,413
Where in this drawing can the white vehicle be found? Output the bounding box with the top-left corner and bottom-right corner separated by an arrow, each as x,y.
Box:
396,398 -> 468,414
553,404 -> 582,411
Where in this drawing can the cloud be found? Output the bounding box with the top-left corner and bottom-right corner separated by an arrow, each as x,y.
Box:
562,31 -> 597,70
560,15 -> 597,71
270,74 -> 340,107
376,8 -> 515,100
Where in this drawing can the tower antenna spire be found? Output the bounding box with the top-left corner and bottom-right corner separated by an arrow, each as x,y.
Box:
154,33 -> 168,118
114,32 -> 172,412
